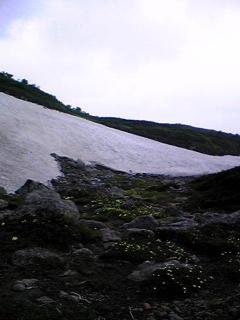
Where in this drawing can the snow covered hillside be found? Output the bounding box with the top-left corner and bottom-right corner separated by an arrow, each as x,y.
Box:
1,92 -> 240,192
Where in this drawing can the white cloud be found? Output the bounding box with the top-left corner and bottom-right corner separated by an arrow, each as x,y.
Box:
0,0 -> 240,133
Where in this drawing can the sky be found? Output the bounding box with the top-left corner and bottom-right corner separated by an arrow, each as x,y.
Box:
0,0 -> 240,134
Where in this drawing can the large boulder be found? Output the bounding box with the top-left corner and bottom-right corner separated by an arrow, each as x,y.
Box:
16,180 -> 79,222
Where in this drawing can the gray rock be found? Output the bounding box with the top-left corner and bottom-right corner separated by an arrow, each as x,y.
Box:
12,283 -> 26,292
71,247 -> 96,274
59,290 -> 90,303
13,279 -> 38,291
128,260 -> 188,282
0,199 -> 8,209
79,219 -> 107,229
12,247 -> 64,267
0,186 -> 6,195
122,215 -> 159,231
123,228 -> 155,239
16,180 -> 49,196
101,228 -> 121,242
157,217 -> 198,234
60,269 -> 79,277
199,211 -> 240,226
169,312 -> 183,320
26,188 -> 78,220
36,296 -> 55,305
73,247 -> 95,258
0,209 -> 12,220
155,311 -> 168,318
163,207 -> 185,217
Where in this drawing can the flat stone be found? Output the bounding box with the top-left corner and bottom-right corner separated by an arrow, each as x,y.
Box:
101,228 -> 121,242
122,215 -> 159,231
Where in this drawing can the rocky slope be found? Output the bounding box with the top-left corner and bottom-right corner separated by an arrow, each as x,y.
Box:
0,156 -> 240,320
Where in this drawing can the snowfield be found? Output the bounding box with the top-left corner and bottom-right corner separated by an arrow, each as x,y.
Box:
1,92 -> 240,192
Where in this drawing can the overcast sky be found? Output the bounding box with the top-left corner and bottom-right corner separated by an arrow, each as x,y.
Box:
0,0 -> 240,133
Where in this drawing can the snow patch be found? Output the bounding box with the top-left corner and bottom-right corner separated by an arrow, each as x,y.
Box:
1,92 -> 240,192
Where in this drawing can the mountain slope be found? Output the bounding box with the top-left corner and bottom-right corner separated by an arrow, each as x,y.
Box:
1,92 -> 240,192
189,166 -> 240,211
1,72 -> 240,156
90,117 -> 240,156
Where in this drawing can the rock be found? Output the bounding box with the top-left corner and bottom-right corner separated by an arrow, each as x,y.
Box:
128,260 -> 187,282
79,219 -> 107,229
155,311 -> 168,318
12,279 -> 38,291
163,207 -> 185,217
157,217 -> 198,234
0,186 -> 7,196
228,306 -> 240,317
157,211 -> 240,239
12,247 -> 64,267
59,290 -> 90,304
12,283 -> 26,292
101,228 -> 121,242
123,228 -> 155,239
0,199 -> 8,209
143,302 -> 152,310
168,311 -> 183,320
73,247 -> 95,259
0,209 -> 12,220
199,211 -> 240,226
71,248 -> 96,274
16,180 -> 50,196
122,215 -> 159,231
108,186 -> 125,198
17,181 -> 79,222
60,269 -> 79,277
36,296 -> 55,305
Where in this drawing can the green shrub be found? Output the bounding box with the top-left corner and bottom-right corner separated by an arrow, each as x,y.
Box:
146,264 -> 211,296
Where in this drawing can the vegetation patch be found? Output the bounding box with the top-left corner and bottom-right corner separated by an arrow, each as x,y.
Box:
220,251 -> 240,281
175,225 -> 240,256
145,264 -> 211,297
102,238 -> 194,263
188,166 -> 240,211
0,214 -> 101,252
